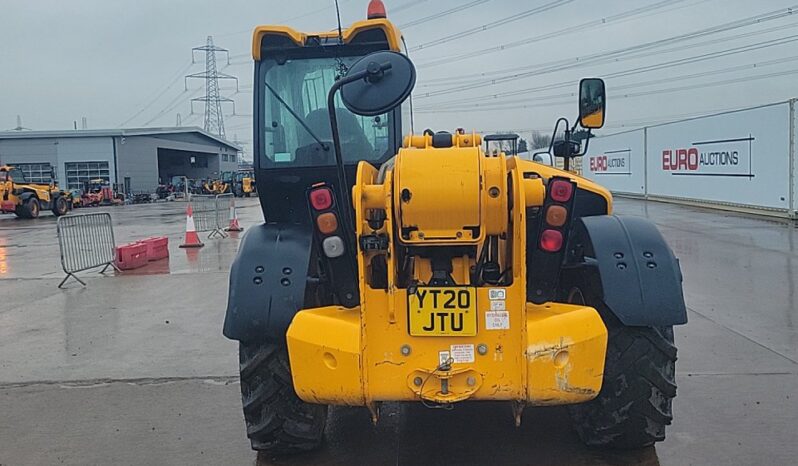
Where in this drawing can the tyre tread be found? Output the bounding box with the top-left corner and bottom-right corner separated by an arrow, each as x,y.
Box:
570,323 -> 677,449
238,342 -> 327,455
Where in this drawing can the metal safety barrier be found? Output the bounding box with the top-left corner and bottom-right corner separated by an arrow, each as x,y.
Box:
57,213 -> 119,288
189,193 -> 233,238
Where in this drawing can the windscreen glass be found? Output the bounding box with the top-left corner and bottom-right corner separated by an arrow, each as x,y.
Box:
260,56 -> 392,168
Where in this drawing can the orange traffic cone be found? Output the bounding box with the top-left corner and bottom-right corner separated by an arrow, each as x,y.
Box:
226,200 -> 243,232
179,204 -> 204,248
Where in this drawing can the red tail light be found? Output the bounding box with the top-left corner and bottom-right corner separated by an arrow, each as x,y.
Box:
540,229 -> 563,252
310,187 -> 333,210
368,0 -> 387,19
549,179 -> 574,203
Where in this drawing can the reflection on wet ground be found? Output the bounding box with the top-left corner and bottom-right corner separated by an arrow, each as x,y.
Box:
259,403 -> 661,466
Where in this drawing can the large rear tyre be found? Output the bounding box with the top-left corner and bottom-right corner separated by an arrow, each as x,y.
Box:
15,197 -> 40,219
569,306 -> 677,449
51,196 -> 69,216
238,342 -> 327,455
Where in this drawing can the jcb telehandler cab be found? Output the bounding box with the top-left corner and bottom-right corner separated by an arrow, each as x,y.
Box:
224,1 -> 686,455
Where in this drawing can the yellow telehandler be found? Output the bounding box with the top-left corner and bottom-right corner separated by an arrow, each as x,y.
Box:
224,0 -> 686,455
0,165 -> 70,218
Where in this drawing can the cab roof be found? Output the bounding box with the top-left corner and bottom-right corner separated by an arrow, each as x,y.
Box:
251,18 -> 402,60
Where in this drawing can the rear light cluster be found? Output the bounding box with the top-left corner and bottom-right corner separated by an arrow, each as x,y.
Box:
539,178 -> 576,253
308,185 -> 345,258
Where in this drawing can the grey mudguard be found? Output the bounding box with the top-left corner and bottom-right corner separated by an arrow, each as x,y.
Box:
571,215 -> 687,326
223,223 -> 312,342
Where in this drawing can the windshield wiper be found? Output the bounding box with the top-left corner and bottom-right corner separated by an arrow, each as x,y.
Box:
264,81 -> 329,151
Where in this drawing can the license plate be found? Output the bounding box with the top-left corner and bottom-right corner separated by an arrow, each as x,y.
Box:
408,287 -> 477,336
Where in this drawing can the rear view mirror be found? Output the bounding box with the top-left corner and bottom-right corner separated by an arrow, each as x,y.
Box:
579,78 -> 605,129
340,51 -> 416,116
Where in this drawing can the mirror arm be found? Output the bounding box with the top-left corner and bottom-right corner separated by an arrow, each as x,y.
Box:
579,128 -> 593,157
327,69 -> 370,227
548,117 -> 568,155
326,59 -> 394,233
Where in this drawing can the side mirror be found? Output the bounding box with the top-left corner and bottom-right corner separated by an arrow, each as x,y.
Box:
340,50 -> 416,116
532,151 -> 553,166
578,78 -> 605,129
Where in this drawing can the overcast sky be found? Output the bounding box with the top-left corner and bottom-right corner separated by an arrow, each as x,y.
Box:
2,0 -> 798,159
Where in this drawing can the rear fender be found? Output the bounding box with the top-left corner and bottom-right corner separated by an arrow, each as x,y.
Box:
19,190 -> 37,202
566,215 -> 687,326
223,223 -> 313,342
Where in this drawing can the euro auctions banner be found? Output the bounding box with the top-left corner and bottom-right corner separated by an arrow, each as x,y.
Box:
583,129 -> 646,195
646,102 -> 791,210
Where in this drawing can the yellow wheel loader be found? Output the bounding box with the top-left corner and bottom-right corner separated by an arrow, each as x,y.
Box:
0,165 -> 70,219
224,1 -> 686,455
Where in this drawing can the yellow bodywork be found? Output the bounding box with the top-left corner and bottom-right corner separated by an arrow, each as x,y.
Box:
286,134 -> 612,408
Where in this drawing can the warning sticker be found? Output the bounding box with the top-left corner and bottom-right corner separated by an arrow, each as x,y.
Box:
485,311 -> 510,330
449,344 -> 475,363
489,288 -> 506,300
490,300 -> 506,311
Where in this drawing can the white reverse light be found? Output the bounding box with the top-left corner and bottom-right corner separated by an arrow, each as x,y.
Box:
322,236 -> 345,258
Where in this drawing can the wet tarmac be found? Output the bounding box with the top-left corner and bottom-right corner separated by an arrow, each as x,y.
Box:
0,198 -> 796,465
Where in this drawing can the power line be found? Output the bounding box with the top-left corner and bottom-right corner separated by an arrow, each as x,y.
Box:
465,104 -> 754,134
398,0 -> 490,29
419,32 -> 798,109
142,87 -> 203,126
408,0 -> 576,52
214,0 -> 356,38
417,19 -> 798,88
416,0 -> 701,68
421,52 -> 798,111
414,5 -> 798,99
416,66 -> 798,113
119,60 -> 193,127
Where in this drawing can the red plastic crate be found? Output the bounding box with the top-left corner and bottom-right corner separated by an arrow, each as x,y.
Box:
114,242 -> 148,270
141,236 -> 169,261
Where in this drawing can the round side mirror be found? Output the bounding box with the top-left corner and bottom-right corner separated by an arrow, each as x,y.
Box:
341,51 -> 416,117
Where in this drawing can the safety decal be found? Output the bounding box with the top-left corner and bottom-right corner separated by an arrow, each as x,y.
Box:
449,344 -> 475,363
485,310 -> 510,330
488,288 -> 506,300
490,300 -> 506,311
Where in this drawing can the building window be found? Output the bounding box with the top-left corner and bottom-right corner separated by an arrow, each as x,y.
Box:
222,153 -> 229,162
65,161 -> 110,190
6,162 -> 53,183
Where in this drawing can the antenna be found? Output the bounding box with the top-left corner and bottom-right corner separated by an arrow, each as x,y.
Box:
401,36 -> 415,135
334,0 -> 344,44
